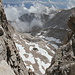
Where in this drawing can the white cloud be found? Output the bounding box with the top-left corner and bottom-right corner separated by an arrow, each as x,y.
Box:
4,3 -> 58,32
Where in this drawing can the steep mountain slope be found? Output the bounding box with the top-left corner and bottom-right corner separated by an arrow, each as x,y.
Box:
34,7 -> 75,48
42,7 -> 75,41
18,7 -> 75,48
44,8 -> 75,28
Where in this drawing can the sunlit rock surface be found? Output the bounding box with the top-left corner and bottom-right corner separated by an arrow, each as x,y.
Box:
0,60 -> 16,75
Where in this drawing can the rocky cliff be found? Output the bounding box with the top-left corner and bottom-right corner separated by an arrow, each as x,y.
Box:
0,2 -> 28,75
45,15 -> 75,75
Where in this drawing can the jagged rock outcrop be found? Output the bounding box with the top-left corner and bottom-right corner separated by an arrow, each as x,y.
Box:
45,15 -> 75,75
0,2 -> 28,75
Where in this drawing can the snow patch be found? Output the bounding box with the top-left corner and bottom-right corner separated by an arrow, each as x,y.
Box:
36,58 -> 50,74
15,43 -> 26,61
15,43 -> 35,64
50,43 -> 58,49
45,37 -> 61,43
38,35 -> 60,49
45,45 -> 55,54
27,65 -> 34,71
45,45 -> 50,50
25,42 -> 52,62
36,58 -> 45,74
29,46 -> 33,51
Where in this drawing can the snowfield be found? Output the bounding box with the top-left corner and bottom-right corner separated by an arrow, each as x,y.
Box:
14,33 -> 55,74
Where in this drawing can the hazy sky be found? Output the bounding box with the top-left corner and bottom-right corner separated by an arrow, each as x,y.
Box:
2,0 -> 67,3
2,0 -> 75,9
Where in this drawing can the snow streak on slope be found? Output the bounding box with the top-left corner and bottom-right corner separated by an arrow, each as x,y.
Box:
15,43 -> 35,64
13,32 -> 55,74
37,31 -> 61,49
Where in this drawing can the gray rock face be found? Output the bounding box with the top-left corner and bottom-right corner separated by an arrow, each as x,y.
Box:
0,3 -> 28,75
19,13 -> 50,35
19,13 -> 35,23
43,8 -> 75,41
19,13 -> 49,24
44,7 -> 75,29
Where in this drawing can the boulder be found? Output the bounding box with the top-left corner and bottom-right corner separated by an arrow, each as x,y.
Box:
0,60 -> 16,75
